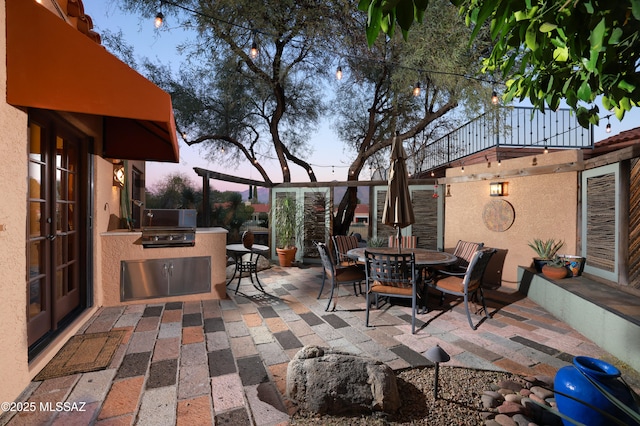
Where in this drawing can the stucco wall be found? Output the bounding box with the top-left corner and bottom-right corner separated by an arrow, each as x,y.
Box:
444,150 -> 580,288
0,0 -> 30,403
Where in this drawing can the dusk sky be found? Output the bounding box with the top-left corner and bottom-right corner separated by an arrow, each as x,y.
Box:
83,1 -> 638,193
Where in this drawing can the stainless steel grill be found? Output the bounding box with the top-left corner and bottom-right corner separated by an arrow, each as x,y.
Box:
141,209 -> 196,248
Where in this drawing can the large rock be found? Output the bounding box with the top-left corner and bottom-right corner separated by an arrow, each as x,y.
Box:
286,345 -> 401,415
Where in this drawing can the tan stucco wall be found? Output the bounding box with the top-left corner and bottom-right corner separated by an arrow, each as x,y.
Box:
0,0 -> 30,403
444,150 -> 580,289
100,229 -> 229,306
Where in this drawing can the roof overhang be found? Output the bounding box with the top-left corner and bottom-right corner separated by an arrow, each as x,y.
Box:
5,0 -> 179,162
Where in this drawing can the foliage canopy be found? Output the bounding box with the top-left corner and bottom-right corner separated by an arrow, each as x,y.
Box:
360,0 -> 640,127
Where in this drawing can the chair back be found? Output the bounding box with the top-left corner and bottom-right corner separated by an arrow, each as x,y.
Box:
452,240 -> 484,270
388,235 -> 418,249
332,235 -> 359,265
462,248 -> 496,291
365,250 -> 416,290
315,242 -> 335,279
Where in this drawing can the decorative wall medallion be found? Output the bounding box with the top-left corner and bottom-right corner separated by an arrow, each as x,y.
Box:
482,200 -> 515,232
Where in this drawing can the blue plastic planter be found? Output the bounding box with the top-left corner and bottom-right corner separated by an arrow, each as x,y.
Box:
554,356 -> 639,426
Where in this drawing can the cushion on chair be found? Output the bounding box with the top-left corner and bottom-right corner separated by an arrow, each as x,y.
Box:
432,275 -> 480,293
452,240 -> 484,270
332,235 -> 360,263
370,281 -> 413,296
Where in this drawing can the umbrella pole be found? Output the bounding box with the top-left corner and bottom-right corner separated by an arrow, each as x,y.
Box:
396,225 -> 401,253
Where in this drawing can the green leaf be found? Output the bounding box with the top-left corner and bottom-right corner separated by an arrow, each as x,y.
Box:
609,27 -> 623,45
577,80 -> 592,101
525,22 -> 539,50
633,0 -> 640,20
539,22 -> 557,33
590,18 -> 606,51
514,10 -> 528,22
618,80 -> 636,93
553,46 -> 568,61
358,0 -> 372,12
396,0 -> 415,31
601,95 -> 612,111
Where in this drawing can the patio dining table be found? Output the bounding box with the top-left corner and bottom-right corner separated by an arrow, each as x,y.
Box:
346,247 -> 457,268
226,243 -> 270,294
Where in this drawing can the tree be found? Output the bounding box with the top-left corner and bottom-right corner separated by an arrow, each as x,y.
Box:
117,0 -> 350,184
359,0 -> 640,127
145,173 -> 201,209
331,0 -> 492,234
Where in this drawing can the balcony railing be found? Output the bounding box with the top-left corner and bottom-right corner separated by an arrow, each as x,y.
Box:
420,106 -> 594,171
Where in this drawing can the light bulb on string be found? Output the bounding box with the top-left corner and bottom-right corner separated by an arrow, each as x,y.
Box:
250,40 -> 258,59
413,82 -> 421,97
606,116 -> 612,133
491,91 -> 499,105
154,12 -> 164,28
336,66 -> 343,80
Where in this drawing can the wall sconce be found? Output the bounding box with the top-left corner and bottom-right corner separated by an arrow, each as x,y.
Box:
490,182 -> 507,196
113,162 -> 125,187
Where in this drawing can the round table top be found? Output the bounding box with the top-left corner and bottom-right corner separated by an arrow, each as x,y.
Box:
346,247 -> 457,266
226,243 -> 269,254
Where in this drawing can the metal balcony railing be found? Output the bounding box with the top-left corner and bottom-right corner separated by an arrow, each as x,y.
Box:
420,106 -> 594,171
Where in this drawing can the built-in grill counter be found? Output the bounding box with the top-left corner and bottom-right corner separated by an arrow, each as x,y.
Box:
100,211 -> 228,306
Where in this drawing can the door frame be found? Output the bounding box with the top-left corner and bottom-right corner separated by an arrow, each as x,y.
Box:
27,110 -> 94,360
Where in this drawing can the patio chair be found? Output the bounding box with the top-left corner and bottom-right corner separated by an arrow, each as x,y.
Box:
315,242 -> 366,311
426,247 -> 497,330
364,250 -> 422,334
449,240 -> 484,273
388,235 -> 418,249
331,235 -> 360,267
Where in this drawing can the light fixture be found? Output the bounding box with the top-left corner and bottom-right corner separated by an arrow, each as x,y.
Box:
250,40 -> 258,59
491,91 -> 499,105
413,82 -> 421,97
544,146 -> 548,154
606,116 -> 612,133
154,12 -> 164,28
490,182 -> 507,196
113,162 -> 125,188
425,345 -> 450,399
445,185 -> 452,197
336,66 -> 343,80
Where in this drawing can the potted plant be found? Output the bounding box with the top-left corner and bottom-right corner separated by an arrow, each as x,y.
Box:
274,195 -> 301,266
528,238 -> 564,272
541,255 -> 569,279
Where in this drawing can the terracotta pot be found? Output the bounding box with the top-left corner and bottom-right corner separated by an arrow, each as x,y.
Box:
542,264 -> 568,280
276,247 -> 297,267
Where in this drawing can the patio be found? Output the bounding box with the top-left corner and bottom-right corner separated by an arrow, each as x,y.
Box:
2,263 -> 638,426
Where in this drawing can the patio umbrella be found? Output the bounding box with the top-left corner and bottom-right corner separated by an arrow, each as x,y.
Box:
382,132 -> 415,251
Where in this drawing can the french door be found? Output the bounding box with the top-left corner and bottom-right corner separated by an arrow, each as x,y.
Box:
27,113 -> 89,351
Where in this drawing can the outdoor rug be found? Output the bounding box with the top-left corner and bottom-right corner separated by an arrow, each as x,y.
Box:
34,330 -> 126,381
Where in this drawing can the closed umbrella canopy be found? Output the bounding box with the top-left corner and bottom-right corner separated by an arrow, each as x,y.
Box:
382,133 -> 415,248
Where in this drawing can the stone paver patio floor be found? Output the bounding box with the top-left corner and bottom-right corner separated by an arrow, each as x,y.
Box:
1,264 -> 633,425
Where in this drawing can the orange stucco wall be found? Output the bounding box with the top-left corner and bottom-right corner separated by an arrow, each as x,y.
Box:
444,150 -> 581,289
0,0 -> 30,403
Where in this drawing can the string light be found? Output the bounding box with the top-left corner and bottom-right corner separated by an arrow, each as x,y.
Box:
606,115 -> 612,133
544,146 -> 548,154
491,91 -> 499,105
336,66 -> 343,80
250,40 -> 258,59
413,82 -> 421,97
154,12 -> 164,28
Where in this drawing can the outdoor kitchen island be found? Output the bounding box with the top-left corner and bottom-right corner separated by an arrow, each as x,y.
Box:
100,227 -> 228,306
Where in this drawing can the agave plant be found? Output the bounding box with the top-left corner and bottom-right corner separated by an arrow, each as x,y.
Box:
528,238 -> 564,260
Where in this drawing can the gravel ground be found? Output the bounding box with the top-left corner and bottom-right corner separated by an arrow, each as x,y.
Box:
289,366 -> 520,425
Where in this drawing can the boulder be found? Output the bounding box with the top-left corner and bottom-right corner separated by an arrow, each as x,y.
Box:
286,345 -> 401,415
